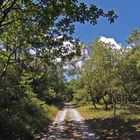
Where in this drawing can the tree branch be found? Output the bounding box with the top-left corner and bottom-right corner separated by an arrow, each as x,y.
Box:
0,0 -> 17,27
0,47 -> 17,80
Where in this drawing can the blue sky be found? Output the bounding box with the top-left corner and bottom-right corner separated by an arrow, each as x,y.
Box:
74,0 -> 140,46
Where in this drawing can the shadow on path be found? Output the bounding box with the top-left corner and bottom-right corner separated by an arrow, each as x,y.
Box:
85,117 -> 140,140
35,120 -> 96,140
34,103 -> 96,140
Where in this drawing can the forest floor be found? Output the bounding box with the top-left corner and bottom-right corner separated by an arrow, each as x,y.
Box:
34,103 -> 97,140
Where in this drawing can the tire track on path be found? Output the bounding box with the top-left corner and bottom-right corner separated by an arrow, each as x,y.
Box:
34,103 -> 97,140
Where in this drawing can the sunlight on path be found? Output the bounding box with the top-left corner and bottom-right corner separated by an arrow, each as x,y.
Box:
54,109 -> 68,123
69,108 -> 84,121
35,104 -> 97,140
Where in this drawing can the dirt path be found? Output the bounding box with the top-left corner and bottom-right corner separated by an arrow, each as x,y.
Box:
34,104 -> 97,140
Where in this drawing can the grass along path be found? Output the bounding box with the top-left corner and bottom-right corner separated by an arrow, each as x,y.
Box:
78,104 -> 140,140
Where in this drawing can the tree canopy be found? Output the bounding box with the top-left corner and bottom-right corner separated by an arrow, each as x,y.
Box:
0,1 -> 118,139
70,37 -> 140,115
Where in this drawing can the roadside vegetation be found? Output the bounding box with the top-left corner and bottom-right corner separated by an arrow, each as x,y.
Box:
68,30 -> 140,139
78,104 -> 140,140
0,1 -> 118,140
1,1 -> 140,140
78,104 -> 140,119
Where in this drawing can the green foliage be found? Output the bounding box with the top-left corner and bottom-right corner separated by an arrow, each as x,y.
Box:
0,0 -> 118,139
127,29 -> 140,44
72,38 -> 140,114
0,81 -> 49,139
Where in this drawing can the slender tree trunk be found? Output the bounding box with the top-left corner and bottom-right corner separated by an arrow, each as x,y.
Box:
0,48 -> 16,80
112,96 -> 117,115
89,92 -> 97,109
102,96 -> 109,111
120,96 -> 123,108
0,54 -> 11,80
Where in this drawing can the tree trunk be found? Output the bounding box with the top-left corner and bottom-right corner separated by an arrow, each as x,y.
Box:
0,55 -> 11,80
102,96 -> 109,111
89,92 -> 97,109
0,48 -> 17,80
112,96 -> 117,115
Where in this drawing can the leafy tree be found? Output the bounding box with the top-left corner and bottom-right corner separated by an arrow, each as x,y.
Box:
117,45 -> 140,103
82,41 -> 119,110
72,34 -> 140,115
127,29 -> 140,44
0,1 -> 118,139
72,40 -> 127,114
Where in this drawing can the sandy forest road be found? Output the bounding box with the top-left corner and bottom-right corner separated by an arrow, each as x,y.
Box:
35,103 -> 97,140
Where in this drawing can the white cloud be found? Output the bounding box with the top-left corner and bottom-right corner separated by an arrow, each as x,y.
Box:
99,36 -> 122,49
